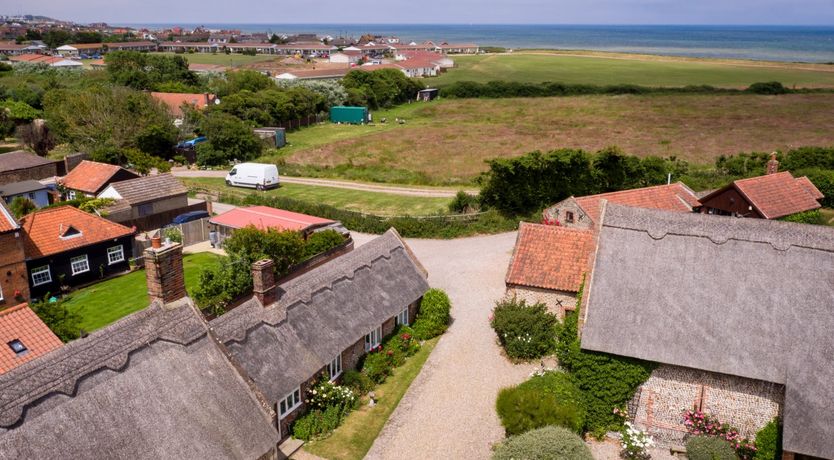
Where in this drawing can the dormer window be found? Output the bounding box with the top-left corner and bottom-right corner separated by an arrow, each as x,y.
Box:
60,225 -> 82,240
8,339 -> 27,356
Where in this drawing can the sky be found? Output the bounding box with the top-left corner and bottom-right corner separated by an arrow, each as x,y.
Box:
6,0 -> 834,25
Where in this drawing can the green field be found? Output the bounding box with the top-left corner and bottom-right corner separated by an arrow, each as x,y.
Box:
154,51 -> 280,67
65,252 -> 222,332
183,177 -> 452,216
432,53 -> 834,88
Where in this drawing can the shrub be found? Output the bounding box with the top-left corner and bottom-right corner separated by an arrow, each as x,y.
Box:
342,369 -> 374,395
361,347 -> 394,384
191,259 -> 252,315
30,296 -> 82,342
291,404 -> 350,441
686,436 -> 739,460
303,229 -> 345,259
385,326 -> 421,361
492,426 -> 593,460
496,371 -> 585,436
754,418 -> 781,460
162,226 -> 183,243
620,422 -> 654,460
682,409 -> 756,458
491,298 -> 559,360
778,209 -> 824,225
448,190 -> 480,213
9,196 -> 36,218
305,377 -> 358,412
411,288 -> 451,340
746,81 -> 788,95
795,167 -> 834,208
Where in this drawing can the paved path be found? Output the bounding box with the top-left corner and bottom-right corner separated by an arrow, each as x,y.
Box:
172,169 -> 474,198
359,231 -> 536,460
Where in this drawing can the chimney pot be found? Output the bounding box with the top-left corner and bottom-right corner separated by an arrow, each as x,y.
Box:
766,152 -> 779,175
252,259 -> 277,307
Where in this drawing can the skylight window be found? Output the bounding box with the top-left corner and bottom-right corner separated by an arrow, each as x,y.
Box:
8,339 -> 28,356
60,225 -> 83,240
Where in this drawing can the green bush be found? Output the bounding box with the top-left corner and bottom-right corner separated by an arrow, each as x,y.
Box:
496,371 -> 585,436
291,404 -> 351,441
686,436 -> 738,460
746,81 -> 789,95
411,288 -> 451,340
361,348 -> 394,384
754,419 -> 782,460
779,209 -> 824,225
342,369 -> 374,395
795,167 -> 834,208
491,298 -> 559,360
448,190 -> 480,213
30,296 -> 82,342
303,229 -> 345,258
385,326 -> 421,361
492,426 -> 593,460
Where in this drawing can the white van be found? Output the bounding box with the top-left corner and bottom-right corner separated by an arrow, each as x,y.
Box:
225,163 -> 280,190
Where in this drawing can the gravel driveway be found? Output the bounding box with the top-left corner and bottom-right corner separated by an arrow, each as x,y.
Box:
355,231 -> 536,460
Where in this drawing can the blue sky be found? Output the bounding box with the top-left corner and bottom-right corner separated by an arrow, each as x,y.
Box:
8,0 -> 834,25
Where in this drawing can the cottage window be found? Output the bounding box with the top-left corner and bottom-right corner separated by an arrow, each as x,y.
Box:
70,255 -> 90,276
107,245 -> 125,265
67,190 -> 76,200
7,339 -> 27,356
138,203 -> 154,217
328,354 -> 342,381
565,211 -> 575,223
278,387 -> 301,419
395,307 -> 409,326
31,266 -> 52,286
365,325 -> 382,352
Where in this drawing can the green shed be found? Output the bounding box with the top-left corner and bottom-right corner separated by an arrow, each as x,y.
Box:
330,106 -> 369,124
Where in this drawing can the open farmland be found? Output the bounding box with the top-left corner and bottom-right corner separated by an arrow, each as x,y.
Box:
432,52 -> 834,88
281,94 -> 834,185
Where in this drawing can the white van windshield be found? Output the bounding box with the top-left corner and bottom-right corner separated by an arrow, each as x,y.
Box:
229,169 -> 237,175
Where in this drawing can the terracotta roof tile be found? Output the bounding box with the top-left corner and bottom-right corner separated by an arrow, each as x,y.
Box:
150,92 -> 215,118
794,176 -> 824,201
60,160 -> 127,195
0,201 -> 18,233
574,182 -> 700,223
505,222 -> 594,292
732,172 -> 822,219
0,303 -> 62,374
20,206 -> 135,258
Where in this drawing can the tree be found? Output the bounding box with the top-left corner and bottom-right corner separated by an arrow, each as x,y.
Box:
209,69 -> 275,97
9,196 -> 36,218
222,225 -> 306,276
30,296 -> 82,342
105,51 -> 199,91
16,120 -> 56,156
341,69 -> 424,109
196,112 -> 262,166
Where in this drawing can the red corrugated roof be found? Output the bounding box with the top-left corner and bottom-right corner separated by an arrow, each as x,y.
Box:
574,182 -> 700,223
20,206 -> 135,258
0,303 -> 63,374
210,206 -> 334,232
505,223 -> 595,293
732,172 -> 823,219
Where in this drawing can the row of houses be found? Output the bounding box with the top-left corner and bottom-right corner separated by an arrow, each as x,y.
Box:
505,158 -> 831,459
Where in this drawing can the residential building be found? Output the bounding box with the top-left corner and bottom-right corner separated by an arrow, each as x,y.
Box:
579,203 -> 834,459
56,41 -> 156,56
0,180 -> 50,208
0,202 -> 29,305
275,68 -> 351,81
542,182 -> 700,228
396,50 -> 454,69
436,42 -> 479,54
59,160 -> 139,199
329,51 -> 362,65
504,222 -> 594,318
209,205 -> 341,245
157,42 -> 219,53
0,303 -> 62,374
0,151 -> 59,186
210,229 -> 429,439
20,206 -> 134,299
8,53 -> 83,67
98,174 -> 199,231
0,42 -> 44,55
150,92 -> 217,119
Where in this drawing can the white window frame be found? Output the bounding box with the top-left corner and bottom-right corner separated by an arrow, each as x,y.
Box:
0,283 -> 3,301
395,307 -> 409,326
364,325 -> 382,352
278,387 -> 301,419
31,266 -> 52,286
67,190 -> 76,200
107,245 -> 125,265
328,354 -> 342,381
70,254 -> 90,276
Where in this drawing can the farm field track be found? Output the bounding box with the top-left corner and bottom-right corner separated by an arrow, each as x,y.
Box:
432,52 -> 834,87
284,94 -> 834,184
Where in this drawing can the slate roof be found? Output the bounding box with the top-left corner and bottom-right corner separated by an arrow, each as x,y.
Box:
211,229 -> 429,401
505,222 -> 594,293
0,180 -> 47,197
0,201 -> 18,233
0,151 -> 55,174
19,206 -> 135,258
60,160 -> 136,195
0,304 -> 62,374
572,182 -> 700,224
105,174 -> 187,206
580,203 -> 834,459
0,300 -> 278,459
701,172 -> 823,219
210,206 -> 334,232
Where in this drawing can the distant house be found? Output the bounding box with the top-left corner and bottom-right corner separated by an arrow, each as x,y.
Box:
157,42 -> 219,54
59,160 -> 139,199
8,53 -> 83,67
329,51 -> 361,65
0,303 -> 62,374
209,205 -> 341,245
436,43 -> 479,54
0,180 -> 50,208
580,203 -> 834,459
150,92 -> 217,120
542,182 -> 700,228
0,151 -> 60,186
275,68 -> 351,81
98,174 -> 195,230
20,206 -> 135,299
0,42 -> 40,55
698,156 -> 823,219
505,222 -> 594,318
0,202 -> 29,305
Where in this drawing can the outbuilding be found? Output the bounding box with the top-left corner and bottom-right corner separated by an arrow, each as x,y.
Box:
330,106 -> 369,124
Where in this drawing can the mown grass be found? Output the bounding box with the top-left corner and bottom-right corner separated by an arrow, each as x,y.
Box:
182,177 -> 452,216
432,52 -> 834,88
64,252 -> 222,332
303,337 -> 439,460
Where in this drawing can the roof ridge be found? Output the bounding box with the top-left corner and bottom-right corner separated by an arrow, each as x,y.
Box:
0,303 -> 27,316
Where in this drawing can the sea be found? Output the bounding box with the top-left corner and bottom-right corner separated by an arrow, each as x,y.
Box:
119,24 -> 834,63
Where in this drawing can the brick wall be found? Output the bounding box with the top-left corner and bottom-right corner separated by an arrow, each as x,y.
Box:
0,163 -> 59,186
0,231 -> 30,306
542,197 -> 594,229
505,285 -> 577,319
144,242 -> 186,304
630,364 -> 784,447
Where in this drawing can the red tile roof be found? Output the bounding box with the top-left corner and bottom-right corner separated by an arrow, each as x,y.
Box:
60,160 -> 127,195
0,200 -> 18,233
0,303 -> 62,374
505,223 -> 595,293
794,176 -> 824,201
574,182 -> 700,223
150,92 -> 216,118
210,206 -> 334,232
20,206 -> 135,258
730,172 -> 823,219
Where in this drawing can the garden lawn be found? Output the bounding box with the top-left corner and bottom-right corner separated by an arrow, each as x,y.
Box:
64,252 -> 222,332
153,51 -> 280,67
182,177 -> 452,216
433,52 -> 834,88
303,337 -> 439,460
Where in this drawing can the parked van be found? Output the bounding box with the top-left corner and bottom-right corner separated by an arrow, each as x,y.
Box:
225,163 -> 280,190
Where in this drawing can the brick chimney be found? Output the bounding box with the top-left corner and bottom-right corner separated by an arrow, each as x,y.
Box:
252,259 -> 278,306
144,242 -> 187,305
766,152 -> 779,175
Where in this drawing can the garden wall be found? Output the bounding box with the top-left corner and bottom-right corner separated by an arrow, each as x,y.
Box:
629,364 -> 784,446
505,285 -> 578,319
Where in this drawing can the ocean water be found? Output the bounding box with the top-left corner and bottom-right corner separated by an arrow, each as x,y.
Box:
121,24 -> 834,63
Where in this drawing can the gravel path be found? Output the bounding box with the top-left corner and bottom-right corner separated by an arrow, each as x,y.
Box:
360,231 -> 537,460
